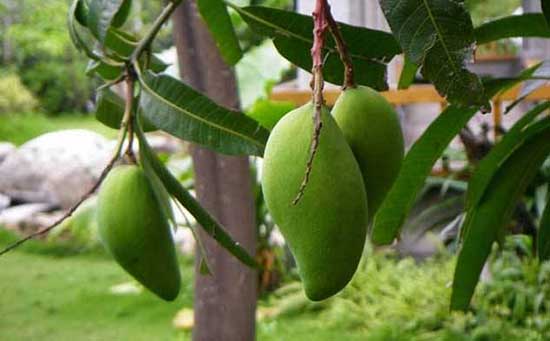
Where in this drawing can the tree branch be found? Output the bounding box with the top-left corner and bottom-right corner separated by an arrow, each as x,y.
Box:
293,0 -> 329,205
130,0 -> 180,63
324,2 -> 355,89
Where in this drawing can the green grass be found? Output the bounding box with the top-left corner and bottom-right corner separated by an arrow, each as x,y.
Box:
0,112 -> 117,145
3,229 -> 545,340
0,230 -> 365,341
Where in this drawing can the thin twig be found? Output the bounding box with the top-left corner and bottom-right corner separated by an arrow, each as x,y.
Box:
0,73 -> 138,257
130,0 -> 179,63
292,0 -> 328,205
324,2 -> 355,89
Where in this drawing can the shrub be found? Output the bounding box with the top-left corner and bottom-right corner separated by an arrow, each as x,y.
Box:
0,73 -> 38,114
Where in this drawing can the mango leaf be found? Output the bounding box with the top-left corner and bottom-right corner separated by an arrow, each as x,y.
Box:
465,102 -> 550,214
475,14 -> 550,44
95,89 -> 156,132
380,0 -> 487,108
68,0 -> 98,60
544,1 -> 550,27
371,105 -> 478,245
371,76 -> 527,246
135,119 -> 259,269
451,123 -> 550,311
88,0 -> 132,42
74,0 -> 89,26
232,5 -> 401,89
197,0 -> 243,65
138,71 -> 269,156
398,57 -> 419,90
103,28 -> 168,73
246,99 -> 295,131
86,59 -> 124,81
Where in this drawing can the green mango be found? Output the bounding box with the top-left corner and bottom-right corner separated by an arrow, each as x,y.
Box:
262,103 -> 368,301
97,165 -> 181,301
332,86 -> 404,216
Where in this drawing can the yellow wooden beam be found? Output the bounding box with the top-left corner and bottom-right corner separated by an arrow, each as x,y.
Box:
270,84 -> 550,107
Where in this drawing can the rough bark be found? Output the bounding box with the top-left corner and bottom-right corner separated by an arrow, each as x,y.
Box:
172,2 -> 257,341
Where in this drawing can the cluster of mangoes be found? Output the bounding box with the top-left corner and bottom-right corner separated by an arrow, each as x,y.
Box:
262,86 -> 404,301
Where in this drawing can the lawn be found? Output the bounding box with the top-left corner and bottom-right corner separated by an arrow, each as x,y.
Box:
0,112 -> 117,145
0,231 -> 365,341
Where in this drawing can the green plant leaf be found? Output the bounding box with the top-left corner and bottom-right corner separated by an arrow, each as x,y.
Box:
197,0 -> 243,65
86,60 -> 124,81
68,0 -> 98,60
232,5 -> 401,89
380,0 -> 487,108
74,0 -> 89,27
398,56 -> 419,90
138,71 -> 269,156
544,0 -> 550,27
465,102 -> 550,214
451,123 -> 550,311
88,0 -> 132,42
538,196 -> 550,262
475,14 -> 550,44
371,73 -> 547,246
135,119 -> 259,269
95,88 -> 156,132
371,105 -> 478,245
103,28 -> 168,72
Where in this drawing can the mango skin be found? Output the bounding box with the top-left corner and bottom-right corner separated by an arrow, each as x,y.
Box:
262,103 -> 368,301
97,165 -> 181,301
332,86 -> 404,216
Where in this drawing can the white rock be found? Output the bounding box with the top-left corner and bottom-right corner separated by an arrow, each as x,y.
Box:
0,203 -> 56,229
0,193 -> 10,211
0,142 -> 15,164
0,130 -> 111,209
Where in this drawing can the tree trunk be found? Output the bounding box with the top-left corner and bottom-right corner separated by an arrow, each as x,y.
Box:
172,2 -> 257,341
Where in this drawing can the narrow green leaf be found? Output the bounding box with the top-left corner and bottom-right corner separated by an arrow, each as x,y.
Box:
103,28 -> 169,72
111,0 -> 132,28
138,71 -> 269,156
273,36 -> 389,90
451,124 -> 550,311
371,105 -> 478,245
135,120 -> 259,269
86,59 -> 124,81
398,56 -> 419,90
197,0 -> 243,65
538,197 -> 550,261
232,5 -> 400,89
543,0 -> 550,27
95,89 -> 155,131
475,14 -> 550,44
246,99 -> 295,131
75,0 -> 89,27
68,0 -> 98,60
466,102 -> 550,213
135,119 -> 175,227
371,74 -> 539,246
380,0 -> 487,108
88,0 -> 132,42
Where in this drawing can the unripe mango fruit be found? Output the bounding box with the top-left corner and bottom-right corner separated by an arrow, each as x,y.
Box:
262,103 -> 368,301
97,165 -> 181,301
332,86 -> 404,216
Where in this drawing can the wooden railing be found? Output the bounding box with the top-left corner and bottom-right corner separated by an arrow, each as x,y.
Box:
271,83 -> 550,140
